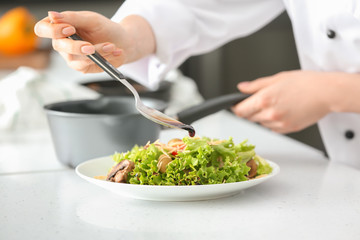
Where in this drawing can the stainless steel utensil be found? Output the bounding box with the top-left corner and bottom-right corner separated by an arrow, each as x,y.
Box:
69,34 -> 195,136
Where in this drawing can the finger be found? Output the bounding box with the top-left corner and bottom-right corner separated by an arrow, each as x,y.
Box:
244,107 -> 289,132
247,111 -> 268,124
59,51 -> 94,73
34,16 -> 76,39
53,38 -> 123,56
52,38 -> 95,55
93,42 -> 123,57
231,94 -> 268,118
48,10 -> 101,30
237,76 -> 276,94
59,47 -> 125,73
231,100 -> 261,119
246,112 -> 285,132
88,42 -> 125,68
259,120 -> 300,134
59,50 -> 101,73
246,107 -> 282,123
261,123 -> 291,134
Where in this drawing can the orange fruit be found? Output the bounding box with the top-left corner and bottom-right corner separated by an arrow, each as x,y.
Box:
0,7 -> 38,56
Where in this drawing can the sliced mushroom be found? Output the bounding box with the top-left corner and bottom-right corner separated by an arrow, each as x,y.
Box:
157,154 -> 172,173
113,171 -> 127,183
106,160 -> 135,183
246,159 -> 258,178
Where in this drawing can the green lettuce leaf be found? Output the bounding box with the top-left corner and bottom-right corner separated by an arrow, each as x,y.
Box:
110,136 -> 272,185
254,155 -> 273,175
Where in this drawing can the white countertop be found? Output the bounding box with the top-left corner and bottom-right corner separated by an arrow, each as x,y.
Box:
1,110 -> 360,240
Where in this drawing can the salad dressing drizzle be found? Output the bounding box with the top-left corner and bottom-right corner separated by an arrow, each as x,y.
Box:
182,126 -> 195,137
156,116 -> 195,137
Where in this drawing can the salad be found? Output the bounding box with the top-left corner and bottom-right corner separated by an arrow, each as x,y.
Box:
104,136 -> 273,185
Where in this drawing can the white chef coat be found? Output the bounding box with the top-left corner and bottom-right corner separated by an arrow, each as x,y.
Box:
112,0 -> 360,169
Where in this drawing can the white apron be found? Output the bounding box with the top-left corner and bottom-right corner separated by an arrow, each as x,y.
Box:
112,0 -> 360,169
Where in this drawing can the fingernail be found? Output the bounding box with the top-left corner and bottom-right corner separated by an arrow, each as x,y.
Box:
102,44 -> 115,53
112,48 -> 122,56
238,81 -> 250,88
48,11 -> 64,19
81,45 -> 95,54
62,26 -> 75,35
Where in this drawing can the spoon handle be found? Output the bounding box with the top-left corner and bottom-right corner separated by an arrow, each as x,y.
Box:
176,93 -> 250,124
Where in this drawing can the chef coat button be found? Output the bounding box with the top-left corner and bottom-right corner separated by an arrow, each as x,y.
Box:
345,130 -> 355,140
327,29 -> 336,39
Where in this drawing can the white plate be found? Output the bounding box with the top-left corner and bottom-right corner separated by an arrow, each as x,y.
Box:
75,156 -> 280,201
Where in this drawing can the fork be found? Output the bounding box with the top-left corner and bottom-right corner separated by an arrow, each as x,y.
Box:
69,34 -> 195,136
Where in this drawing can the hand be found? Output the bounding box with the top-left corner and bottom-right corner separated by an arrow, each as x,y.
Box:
232,70 -> 334,134
34,11 -> 155,73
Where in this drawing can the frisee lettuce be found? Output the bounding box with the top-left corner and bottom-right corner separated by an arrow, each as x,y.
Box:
111,136 -> 272,185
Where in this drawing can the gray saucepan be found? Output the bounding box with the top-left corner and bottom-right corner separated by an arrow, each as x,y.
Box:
44,93 -> 249,168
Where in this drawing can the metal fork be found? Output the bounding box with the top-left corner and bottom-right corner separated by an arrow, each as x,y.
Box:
69,34 -> 195,136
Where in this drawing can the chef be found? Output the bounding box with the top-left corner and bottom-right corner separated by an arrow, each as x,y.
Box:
34,0 -> 360,169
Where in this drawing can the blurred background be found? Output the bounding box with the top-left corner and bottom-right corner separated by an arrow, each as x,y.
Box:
0,0 -> 326,154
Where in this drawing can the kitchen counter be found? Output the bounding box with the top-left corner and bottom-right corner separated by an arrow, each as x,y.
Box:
1,111 -> 360,240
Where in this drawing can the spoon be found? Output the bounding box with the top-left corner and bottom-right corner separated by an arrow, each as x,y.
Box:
68,34 -> 195,137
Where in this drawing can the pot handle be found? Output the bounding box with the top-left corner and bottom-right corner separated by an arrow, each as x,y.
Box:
176,92 -> 250,124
